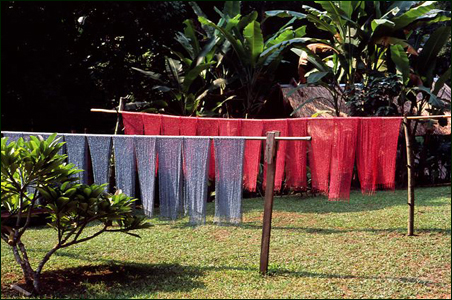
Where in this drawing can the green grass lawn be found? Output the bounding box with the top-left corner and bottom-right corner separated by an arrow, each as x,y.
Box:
1,186 -> 451,299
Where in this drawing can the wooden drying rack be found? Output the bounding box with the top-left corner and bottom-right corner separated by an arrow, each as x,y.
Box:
90,108 -> 451,274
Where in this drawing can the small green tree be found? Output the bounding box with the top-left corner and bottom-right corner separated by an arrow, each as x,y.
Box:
1,134 -> 150,295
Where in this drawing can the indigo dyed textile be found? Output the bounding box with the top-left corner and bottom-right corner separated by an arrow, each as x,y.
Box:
87,135 -> 113,187
157,138 -> 183,220
113,136 -> 136,197
214,138 -> 245,225
135,137 -> 157,217
183,138 -> 210,225
64,134 -> 89,184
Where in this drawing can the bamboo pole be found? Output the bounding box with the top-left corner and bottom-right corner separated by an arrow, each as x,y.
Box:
260,130 -> 280,275
403,116 -> 415,236
90,108 -> 452,120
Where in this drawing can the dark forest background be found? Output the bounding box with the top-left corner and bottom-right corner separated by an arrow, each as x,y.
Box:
1,1 -> 318,133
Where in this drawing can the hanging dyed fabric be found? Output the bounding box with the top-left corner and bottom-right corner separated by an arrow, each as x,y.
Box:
87,135 -> 112,187
179,117 -> 198,136
285,119 -> 308,190
377,118 -> 402,190
262,119 -> 288,192
123,112 -> 144,135
142,113 -> 162,135
112,136 -> 136,197
157,138 -> 183,220
218,119 -> 242,136
2,132 -> 24,144
135,137 -> 157,217
328,119 -> 359,201
161,115 -> 181,135
356,118 -> 401,193
241,120 -> 263,192
356,118 -> 381,194
307,119 -> 335,194
64,134 -> 89,184
197,118 -> 219,180
183,138 -> 210,225
214,138 -> 245,225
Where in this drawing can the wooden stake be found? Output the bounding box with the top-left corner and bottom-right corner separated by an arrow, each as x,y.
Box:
260,130 -> 280,275
403,116 -> 415,236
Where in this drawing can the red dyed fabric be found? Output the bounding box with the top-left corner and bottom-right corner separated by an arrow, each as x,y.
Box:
241,119 -> 263,192
262,119 -> 288,192
197,118 -> 219,180
356,118 -> 401,194
142,114 -> 161,135
161,115 -> 181,135
307,119 -> 335,194
356,118 -> 381,194
218,119 -> 242,136
285,119 -> 308,190
180,117 -> 198,136
377,118 -> 401,190
328,119 -> 359,201
122,112 -> 144,135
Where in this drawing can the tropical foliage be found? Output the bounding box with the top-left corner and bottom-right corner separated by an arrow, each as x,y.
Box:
266,1 -> 451,116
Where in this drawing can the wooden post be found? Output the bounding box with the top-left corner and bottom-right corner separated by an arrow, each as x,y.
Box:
403,116 -> 415,236
114,97 -> 125,135
260,130 -> 280,275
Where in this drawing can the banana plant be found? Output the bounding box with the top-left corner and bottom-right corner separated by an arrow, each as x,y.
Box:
265,1 -> 450,116
132,2 -> 241,116
198,10 -> 322,117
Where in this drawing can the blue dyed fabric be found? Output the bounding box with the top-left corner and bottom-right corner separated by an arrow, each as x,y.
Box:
87,135 -> 113,187
64,134 -> 89,184
113,136 -> 136,197
183,138 -> 210,225
135,137 -> 157,217
157,138 -> 183,220
214,138 -> 245,225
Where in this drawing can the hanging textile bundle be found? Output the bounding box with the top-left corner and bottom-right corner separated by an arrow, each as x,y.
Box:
307,119 -> 335,194
142,113 -> 162,135
2,132 -> 24,144
135,137 -> 157,217
157,138 -> 183,220
197,118 -> 219,180
161,114 -> 181,135
219,119 -> 242,136
112,136 -> 136,197
123,112 -> 144,135
356,118 -> 381,194
285,119 -> 308,190
328,119 -> 359,201
214,138 -> 245,225
377,118 -> 402,190
64,134 -> 89,184
356,118 -> 401,193
262,119 -> 288,192
87,135 -> 113,188
241,120 -> 263,192
183,138 -> 210,225
179,117 -> 198,136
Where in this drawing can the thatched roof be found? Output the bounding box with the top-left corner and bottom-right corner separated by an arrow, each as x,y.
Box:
280,82 -> 451,136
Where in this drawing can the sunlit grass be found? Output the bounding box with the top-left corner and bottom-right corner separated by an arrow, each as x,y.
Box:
1,186 -> 450,299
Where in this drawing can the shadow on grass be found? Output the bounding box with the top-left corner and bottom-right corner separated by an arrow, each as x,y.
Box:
267,268 -> 443,286
3,262 -> 205,298
238,224 -> 451,235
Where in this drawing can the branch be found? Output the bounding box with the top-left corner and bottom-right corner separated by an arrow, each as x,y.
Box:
17,188 -> 39,240
59,225 -> 108,249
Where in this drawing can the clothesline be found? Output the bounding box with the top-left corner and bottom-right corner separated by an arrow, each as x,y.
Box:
90,108 -> 451,120
0,131 -> 311,141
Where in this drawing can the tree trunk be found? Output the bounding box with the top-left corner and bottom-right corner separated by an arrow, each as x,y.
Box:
12,245 -> 33,286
